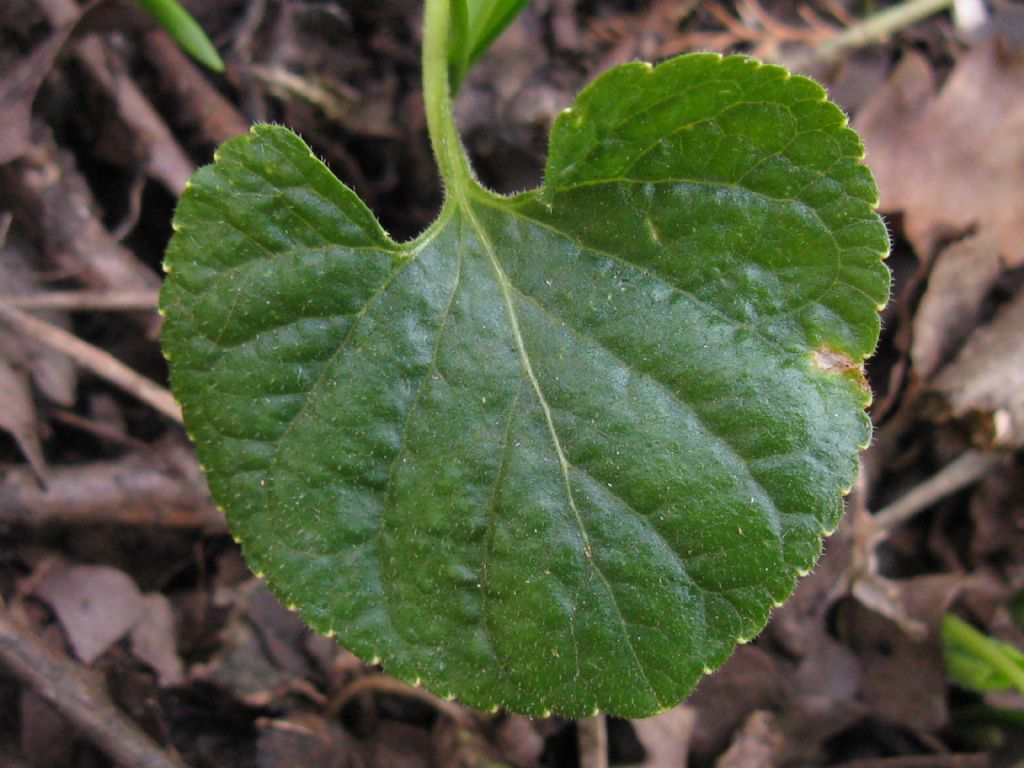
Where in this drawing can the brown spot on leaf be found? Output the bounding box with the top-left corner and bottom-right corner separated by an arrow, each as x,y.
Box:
813,347 -> 857,374
813,346 -> 870,393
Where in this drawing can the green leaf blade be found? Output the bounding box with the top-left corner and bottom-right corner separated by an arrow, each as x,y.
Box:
136,0 -> 224,72
162,54 -> 890,718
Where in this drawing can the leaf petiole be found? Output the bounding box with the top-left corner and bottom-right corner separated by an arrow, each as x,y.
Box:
422,0 -> 476,201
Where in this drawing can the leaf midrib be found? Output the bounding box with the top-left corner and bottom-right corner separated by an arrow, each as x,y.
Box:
455,189 -> 663,707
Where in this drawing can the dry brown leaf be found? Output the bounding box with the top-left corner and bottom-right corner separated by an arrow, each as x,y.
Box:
933,288 -> 1024,447
714,711 -> 782,768
842,573 -> 964,733
0,234 -> 77,407
370,721 -> 434,768
855,38 -> 1024,265
129,594 -> 185,688
780,636 -> 866,766
0,360 -> 47,483
911,230 -> 1003,380
0,28 -> 69,165
33,563 -> 146,664
256,713 -> 363,768
493,716 -> 546,768
632,706 -> 697,768
686,646 -> 783,762
190,581 -> 321,707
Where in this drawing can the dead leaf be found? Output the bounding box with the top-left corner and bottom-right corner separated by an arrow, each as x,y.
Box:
780,636 -> 866,766
190,580 -> 321,707
970,462 -> 1024,572
0,230 -> 78,407
0,28 -> 70,165
432,715 -> 509,768
855,39 -> 1024,265
33,563 -> 146,664
714,711 -> 782,768
841,573 -> 964,733
129,594 -> 184,688
256,713 -> 363,768
686,646 -> 784,762
494,715 -> 546,768
632,705 -> 697,768
370,721 -> 434,768
911,230 -> 1004,380
0,359 -> 47,483
932,288 -> 1024,447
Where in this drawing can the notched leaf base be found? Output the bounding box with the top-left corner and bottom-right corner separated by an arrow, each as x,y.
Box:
161,53 -> 890,718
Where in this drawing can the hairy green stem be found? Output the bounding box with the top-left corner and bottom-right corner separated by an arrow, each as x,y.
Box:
422,0 -> 475,197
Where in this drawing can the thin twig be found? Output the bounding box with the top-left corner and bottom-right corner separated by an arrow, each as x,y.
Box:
872,450 -> 1003,532
0,608 -> 189,768
327,674 -> 469,722
578,716 -> 609,768
0,291 -> 160,311
0,302 -> 181,423
0,447 -> 225,531
248,64 -> 361,125
48,408 -> 149,449
818,0 -> 954,59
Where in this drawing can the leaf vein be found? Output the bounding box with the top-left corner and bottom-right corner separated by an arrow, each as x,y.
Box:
465,201 -> 662,708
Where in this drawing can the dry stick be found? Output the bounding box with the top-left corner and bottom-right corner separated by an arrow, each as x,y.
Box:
0,291 -> 160,311
818,0 -> 954,59
578,716 -> 609,768
0,608 -> 188,768
327,674 -> 468,723
249,64 -> 361,126
872,449 -> 1003,532
0,450 -> 225,531
48,407 -> 150,449
0,303 -> 181,423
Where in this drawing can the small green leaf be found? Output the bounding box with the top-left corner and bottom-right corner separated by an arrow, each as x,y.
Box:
162,54 -> 889,717
137,0 -> 224,72
944,614 -> 1024,694
448,0 -> 530,91
464,0 -> 530,64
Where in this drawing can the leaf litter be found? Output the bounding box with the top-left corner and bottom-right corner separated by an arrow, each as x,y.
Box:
1,0 -> 1023,766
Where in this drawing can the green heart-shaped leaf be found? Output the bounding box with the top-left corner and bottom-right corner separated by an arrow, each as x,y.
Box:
162,53 -> 889,717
